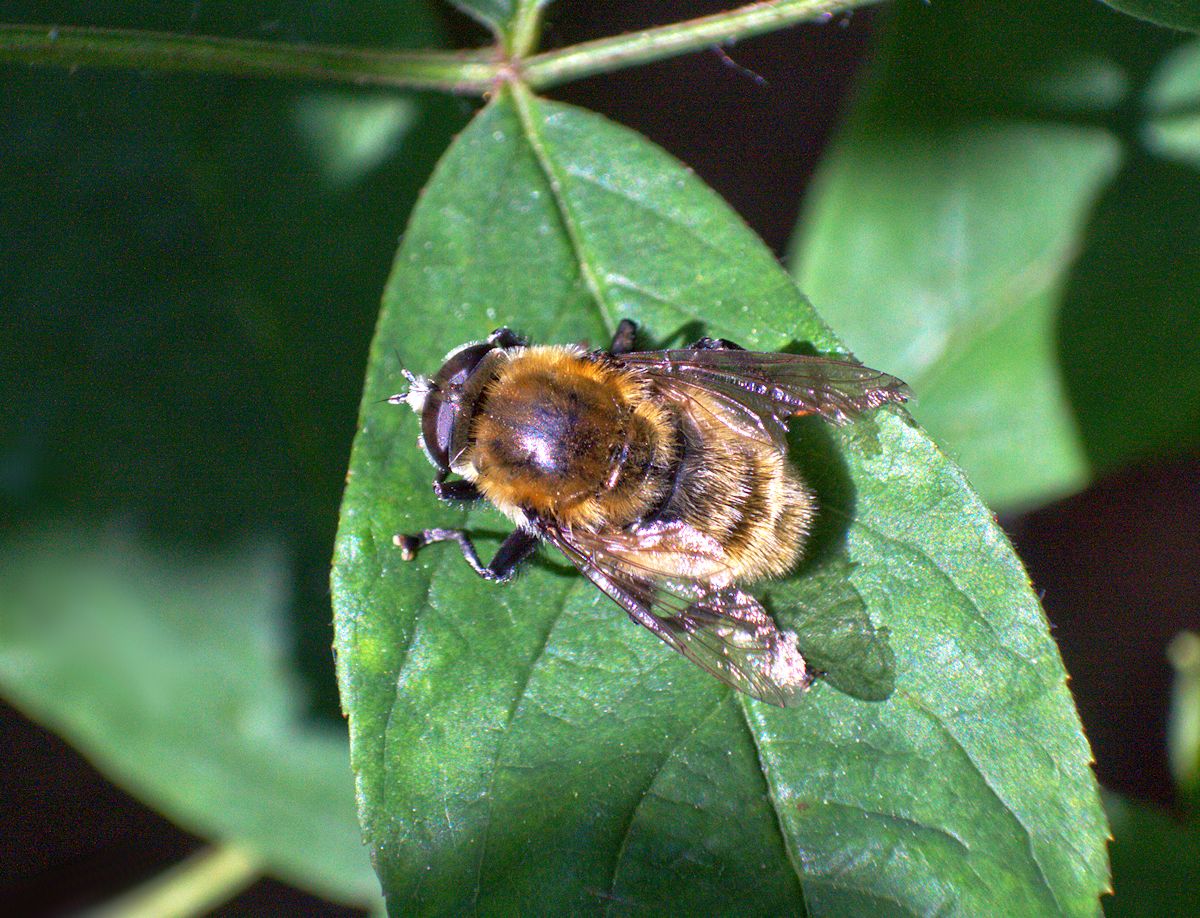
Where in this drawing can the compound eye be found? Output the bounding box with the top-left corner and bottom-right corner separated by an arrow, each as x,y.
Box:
420,342 -> 494,470
435,343 -> 493,389
420,389 -> 452,469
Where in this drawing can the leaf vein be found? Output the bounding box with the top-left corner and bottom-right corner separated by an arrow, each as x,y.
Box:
472,577 -> 582,908
603,694 -> 729,916
510,88 -> 616,338
734,694 -> 812,914
559,164 -> 798,342
901,691 -> 1066,913
845,512 -> 1045,675
911,246 -> 1070,394
816,799 -> 971,853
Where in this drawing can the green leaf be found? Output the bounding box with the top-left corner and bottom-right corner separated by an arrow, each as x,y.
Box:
789,0 -> 1200,510
1105,794 -> 1200,917
0,4 -> 439,910
1145,39 -> 1200,168
772,553 -> 895,702
1100,0 -> 1200,33
791,0 -> 1140,511
293,93 -> 420,187
0,0 -> 461,725
333,88 -> 1109,915
446,0 -> 514,33
1057,152 -> 1200,475
447,0 -> 551,50
0,528 -> 379,907
1168,632 -> 1200,803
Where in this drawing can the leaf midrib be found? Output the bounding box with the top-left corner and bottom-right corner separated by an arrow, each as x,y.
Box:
470,575 -> 581,910
507,83 -> 824,904
510,84 -> 616,340
408,85 -> 1109,914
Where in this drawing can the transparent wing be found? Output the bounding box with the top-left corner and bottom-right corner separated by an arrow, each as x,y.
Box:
650,375 -> 789,449
543,523 -> 813,707
619,348 -> 909,429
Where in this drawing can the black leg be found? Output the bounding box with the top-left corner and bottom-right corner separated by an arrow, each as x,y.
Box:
434,479 -> 482,501
488,326 -> 526,349
690,335 -> 745,351
609,318 -> 638,355
394,527 -> 539,582
431,470 -> 482,503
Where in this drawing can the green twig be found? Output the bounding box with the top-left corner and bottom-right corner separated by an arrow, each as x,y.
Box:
0,0 -> 876,94
86,844 -> 263,918
509,1 -> 549,59
521,0 -> 878,89
0,24 -> 501,93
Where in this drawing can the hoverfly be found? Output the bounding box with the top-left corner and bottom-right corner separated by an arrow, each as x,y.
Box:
391,319 -> 907,705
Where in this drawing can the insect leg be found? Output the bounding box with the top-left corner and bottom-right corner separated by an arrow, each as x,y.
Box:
609,318 -> 638,355
434,480 -> 481,501
487,327 -> 526,349
431,469 -> 482,503
690,335 -> 745,351
395,527 -> 539,582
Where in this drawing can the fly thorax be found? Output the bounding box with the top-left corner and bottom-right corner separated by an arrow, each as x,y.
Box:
465,348 -> 676,525
470,365 -> 630,519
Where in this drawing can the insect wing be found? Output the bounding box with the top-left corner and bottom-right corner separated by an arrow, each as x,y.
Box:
544,525 -> 812,707
620,349 -> 909,426
650,375 -> 788,449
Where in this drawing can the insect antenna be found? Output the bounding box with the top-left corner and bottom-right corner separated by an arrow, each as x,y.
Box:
382,348 -> 432,412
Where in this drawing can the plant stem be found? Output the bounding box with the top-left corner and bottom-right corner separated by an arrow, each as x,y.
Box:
522,0 -> 877,89
509,2 -> 548,59
0,24 -> 500,93
1,0 -> 875,94
87,844 -> 263,918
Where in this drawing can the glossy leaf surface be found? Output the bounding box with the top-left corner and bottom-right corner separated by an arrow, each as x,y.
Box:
333,89 -> 1109,915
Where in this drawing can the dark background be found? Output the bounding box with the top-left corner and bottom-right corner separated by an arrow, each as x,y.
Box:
2,1 -> 1196,913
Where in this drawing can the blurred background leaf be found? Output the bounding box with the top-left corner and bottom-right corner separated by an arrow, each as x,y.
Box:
1057,151 -> 1200,477
1105,635 -> 1200,916
333,89 -> 1108,915
0,0 -> 466,909
1168,631 -> 1200,806
1100,0 -> 1200,33
0,527 -> 379,906
791,0 -> 1200,511
1105,793 -> 1200,917
0,0 -> 462,709
1144,39 -> 1200,167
